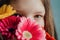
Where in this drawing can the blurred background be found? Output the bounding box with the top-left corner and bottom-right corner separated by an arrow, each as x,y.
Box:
51,0 -> 60,40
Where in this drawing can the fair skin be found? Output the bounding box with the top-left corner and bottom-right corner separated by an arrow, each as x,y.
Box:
11,0 -> 45,27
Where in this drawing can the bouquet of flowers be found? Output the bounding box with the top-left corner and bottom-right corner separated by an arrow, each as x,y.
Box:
0,4 -> 55,40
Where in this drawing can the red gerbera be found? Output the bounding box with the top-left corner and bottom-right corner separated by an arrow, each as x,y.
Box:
0,16 -> 20,39
16,17 -> 46,40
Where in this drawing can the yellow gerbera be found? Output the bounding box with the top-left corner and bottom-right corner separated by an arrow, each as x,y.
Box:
0,4 -> 16,19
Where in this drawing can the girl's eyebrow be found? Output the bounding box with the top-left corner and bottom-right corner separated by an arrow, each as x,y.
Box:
16,10 -> 26,16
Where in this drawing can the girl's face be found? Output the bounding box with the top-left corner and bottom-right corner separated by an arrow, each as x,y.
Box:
11,0 -> 45,27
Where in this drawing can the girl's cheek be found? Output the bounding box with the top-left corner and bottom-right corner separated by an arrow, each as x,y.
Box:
35,18 -> 44,27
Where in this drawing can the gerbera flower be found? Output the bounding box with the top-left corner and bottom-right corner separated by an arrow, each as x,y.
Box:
16,17 -> 46,40
0,4 -> 16,19
46,32 -> 55,40
0,16 -> 20,39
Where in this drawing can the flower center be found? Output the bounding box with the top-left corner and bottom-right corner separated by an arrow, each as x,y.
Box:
23,31 -> 32,40
8,28 -> 15,33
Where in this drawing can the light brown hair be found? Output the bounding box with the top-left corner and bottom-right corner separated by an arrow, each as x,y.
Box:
42,0 -> 56,37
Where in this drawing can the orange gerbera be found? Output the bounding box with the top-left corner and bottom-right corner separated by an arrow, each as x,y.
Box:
0,4 -> 16,19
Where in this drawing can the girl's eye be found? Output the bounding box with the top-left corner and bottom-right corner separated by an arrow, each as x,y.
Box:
19,14 -> 23,17
13,13 -> 23,17
34,15 -> 42,19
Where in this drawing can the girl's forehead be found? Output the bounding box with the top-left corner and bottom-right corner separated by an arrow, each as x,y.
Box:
11,0 -> 45,15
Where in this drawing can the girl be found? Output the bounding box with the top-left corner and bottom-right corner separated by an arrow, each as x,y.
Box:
0,0 -> 57,40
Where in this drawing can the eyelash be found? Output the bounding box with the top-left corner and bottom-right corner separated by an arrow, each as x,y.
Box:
14,12 -> 42,19
15,12 -> 23,17
34,15 -> 42,19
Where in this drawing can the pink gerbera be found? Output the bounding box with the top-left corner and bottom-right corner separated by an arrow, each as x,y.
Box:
16,17 -> 46,40
0,16 -> 20,39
